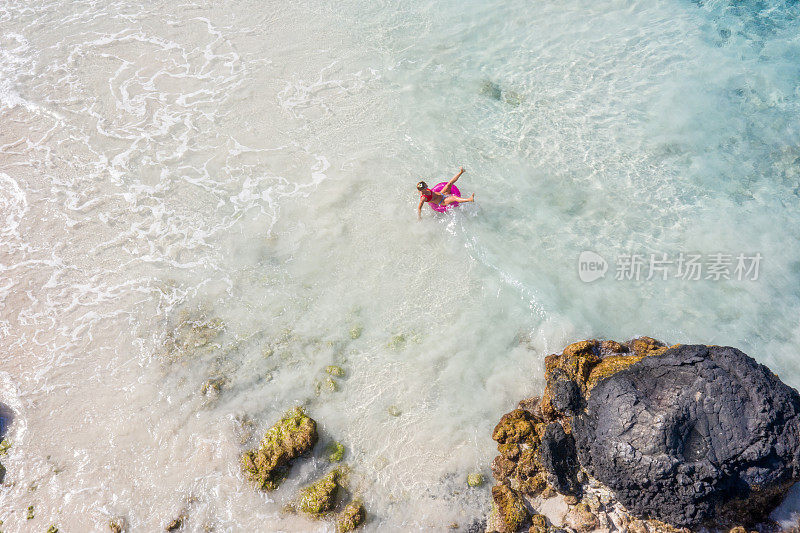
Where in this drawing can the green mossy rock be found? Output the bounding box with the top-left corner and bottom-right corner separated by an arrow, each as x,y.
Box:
27,505 -> 35,520
325,441 -> 345,462
467,473 -> 484,487
298,469 -> 342,517
201,376 -> 228,396
0,439 -> 10,456
241,408 -> 318,491
488,485 -> 528,533
386,334 -> 406,350
336,499 -> 366,532
627,336 -> 667,357
492,409 -> 534,444
349,326 -> 363,340
326,366 -> 345,377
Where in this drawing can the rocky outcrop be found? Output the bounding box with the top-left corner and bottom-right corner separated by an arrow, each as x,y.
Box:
491,407 -> 548,496
487,484 -> 529,533
240,407 -> 318,491
573,344 -> 800,529
487,338 -> 800,532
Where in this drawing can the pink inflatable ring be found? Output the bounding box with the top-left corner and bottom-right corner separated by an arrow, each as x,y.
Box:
428,182 -> 461,213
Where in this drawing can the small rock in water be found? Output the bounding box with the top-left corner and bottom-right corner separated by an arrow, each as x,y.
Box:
325,441 -> 345,462
46,526 -> 59,533
109,517 -> 126,532
479,79 -> 502,100
165,513 -> 186,531
325,365 -> 345,377
386,334 -> 406,350
387,405 -> 402,417
502,90 -> 523,106
324,377 -> 339,392
335,499 -> 366,532
349,326 -> 362,339
466,473 -> 484,487
200,376 -> 228,396
297,469 -> 342,517
26,505 -> 34,520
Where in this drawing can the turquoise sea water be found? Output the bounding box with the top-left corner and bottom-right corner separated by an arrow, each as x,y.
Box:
1,0 -> 800,530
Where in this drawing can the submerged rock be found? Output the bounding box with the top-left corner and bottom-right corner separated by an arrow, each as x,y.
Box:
108,517 -> 126,533
165,511 -> 187,531
325,441 -> 345,462
503,91 -> 523,106
240,407 -> 318,491
326,365 -> 345,377
298,469 -> 342,517
480,80 -> 502,100
573,344 -> 800,528
200,376 -> 228,396
335,499 -> 366,532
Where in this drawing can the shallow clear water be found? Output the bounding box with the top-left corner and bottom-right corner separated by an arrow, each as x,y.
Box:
1,0 -> 800,530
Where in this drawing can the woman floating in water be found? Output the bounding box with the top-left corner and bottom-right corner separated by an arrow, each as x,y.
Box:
416,167 -> 475,219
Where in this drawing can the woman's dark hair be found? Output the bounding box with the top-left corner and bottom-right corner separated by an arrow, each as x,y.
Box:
416,181 -> 428,191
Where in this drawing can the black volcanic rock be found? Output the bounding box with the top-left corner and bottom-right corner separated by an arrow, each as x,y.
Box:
572,344 -> 800,528
540,422 -> 581,496
551,379 -> 582,416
